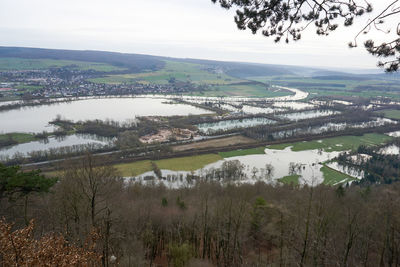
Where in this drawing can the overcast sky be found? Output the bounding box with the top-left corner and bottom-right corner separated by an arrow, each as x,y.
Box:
0,0 -> 397,70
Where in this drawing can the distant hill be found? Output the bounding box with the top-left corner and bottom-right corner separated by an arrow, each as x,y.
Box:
174,58 -> 295,77
0,47 -> 165,72
0,46 -> 307,78
312,73 -> 400,81
311,75 -> 371,81
1,46 -> 395,80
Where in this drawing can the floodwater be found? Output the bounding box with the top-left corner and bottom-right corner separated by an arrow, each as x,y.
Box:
0,97 -> 213,133
132,147 -> 344,187
278,110 -> 338,121
241,105 -> 281,114
140,85 -> 308,102
0,134 -> 112,158
0,100 -> 23,106
332,100 -> 352,105
386,131 -> 400,137
272,101 -> 315,110
270,118 -> 396,139
197,117 -> 276,134
325,162 -> 364,180
379,145 -> 400,155
214,104 -> 282,115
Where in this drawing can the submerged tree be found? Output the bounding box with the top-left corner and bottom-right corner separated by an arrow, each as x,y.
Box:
212,0 -> 400,72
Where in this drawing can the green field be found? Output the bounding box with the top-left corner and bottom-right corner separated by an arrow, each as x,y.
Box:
115,153 -> 223,176
0,133 -> 37,145
278,174 -> 300,185
0,58 -> 125,72
268,133 -> 392,152
219,147 -> 266,158
90,60 -> 242,85
248,75 -> 358,89
380,109 -> 400,120
306,89 -> 400,99
278,168 -> 355,186
247,75 -> 400,99
321,165 -> 355,185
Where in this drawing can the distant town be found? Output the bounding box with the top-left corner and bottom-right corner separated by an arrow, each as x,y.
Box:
0,67 -> 207,99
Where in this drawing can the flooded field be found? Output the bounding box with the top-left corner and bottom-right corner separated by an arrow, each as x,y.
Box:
325,162 -> 364,180
272,101 -> 315,110
197,117 -> 276,134
1,86 -> 383,169
241,105 -> 284,114
278,110 -> 338,121
386,131 -> 400,137
0,134 -> 112,158
379,144 -> 400,155
132,147 -> 347,187
271,118 -> 397,139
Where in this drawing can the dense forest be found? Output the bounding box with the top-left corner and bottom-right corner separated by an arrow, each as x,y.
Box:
1,155 -> 400,266
337,140 -> 400,185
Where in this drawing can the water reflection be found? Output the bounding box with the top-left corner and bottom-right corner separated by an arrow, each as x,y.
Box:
278,110 -> 339,121
379,145 -> 400,155
0,134 -> 112,158
0,97 -> 213,133
197,118 -> 276,134
132,147 -> 346,188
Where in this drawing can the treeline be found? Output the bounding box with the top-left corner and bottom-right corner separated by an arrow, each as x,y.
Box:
52,116 -> 182,139
0,98 -> 76,112
0,138 -> 175,166
283,81 -> 346,88
354,85 -> 400,92
1,156 -> 400,266
0,132 -> 52,149
0,135 -> 20,148
337,140 -> 400,184
51,118 -> 153,150
52,115 -> 200,146
312,75 -> 370,81
244,109 -> 392,141
0,143 -> 113,165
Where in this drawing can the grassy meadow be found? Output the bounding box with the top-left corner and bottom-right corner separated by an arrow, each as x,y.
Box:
278,174 -> 300,185
247,75 -> 400,99
219,147 -> 266,158
90,60 -> 242,85
380,109 -> 400,120
320,165 -> 356,185
278,167 -> 355,186
0,133 -> 37,144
